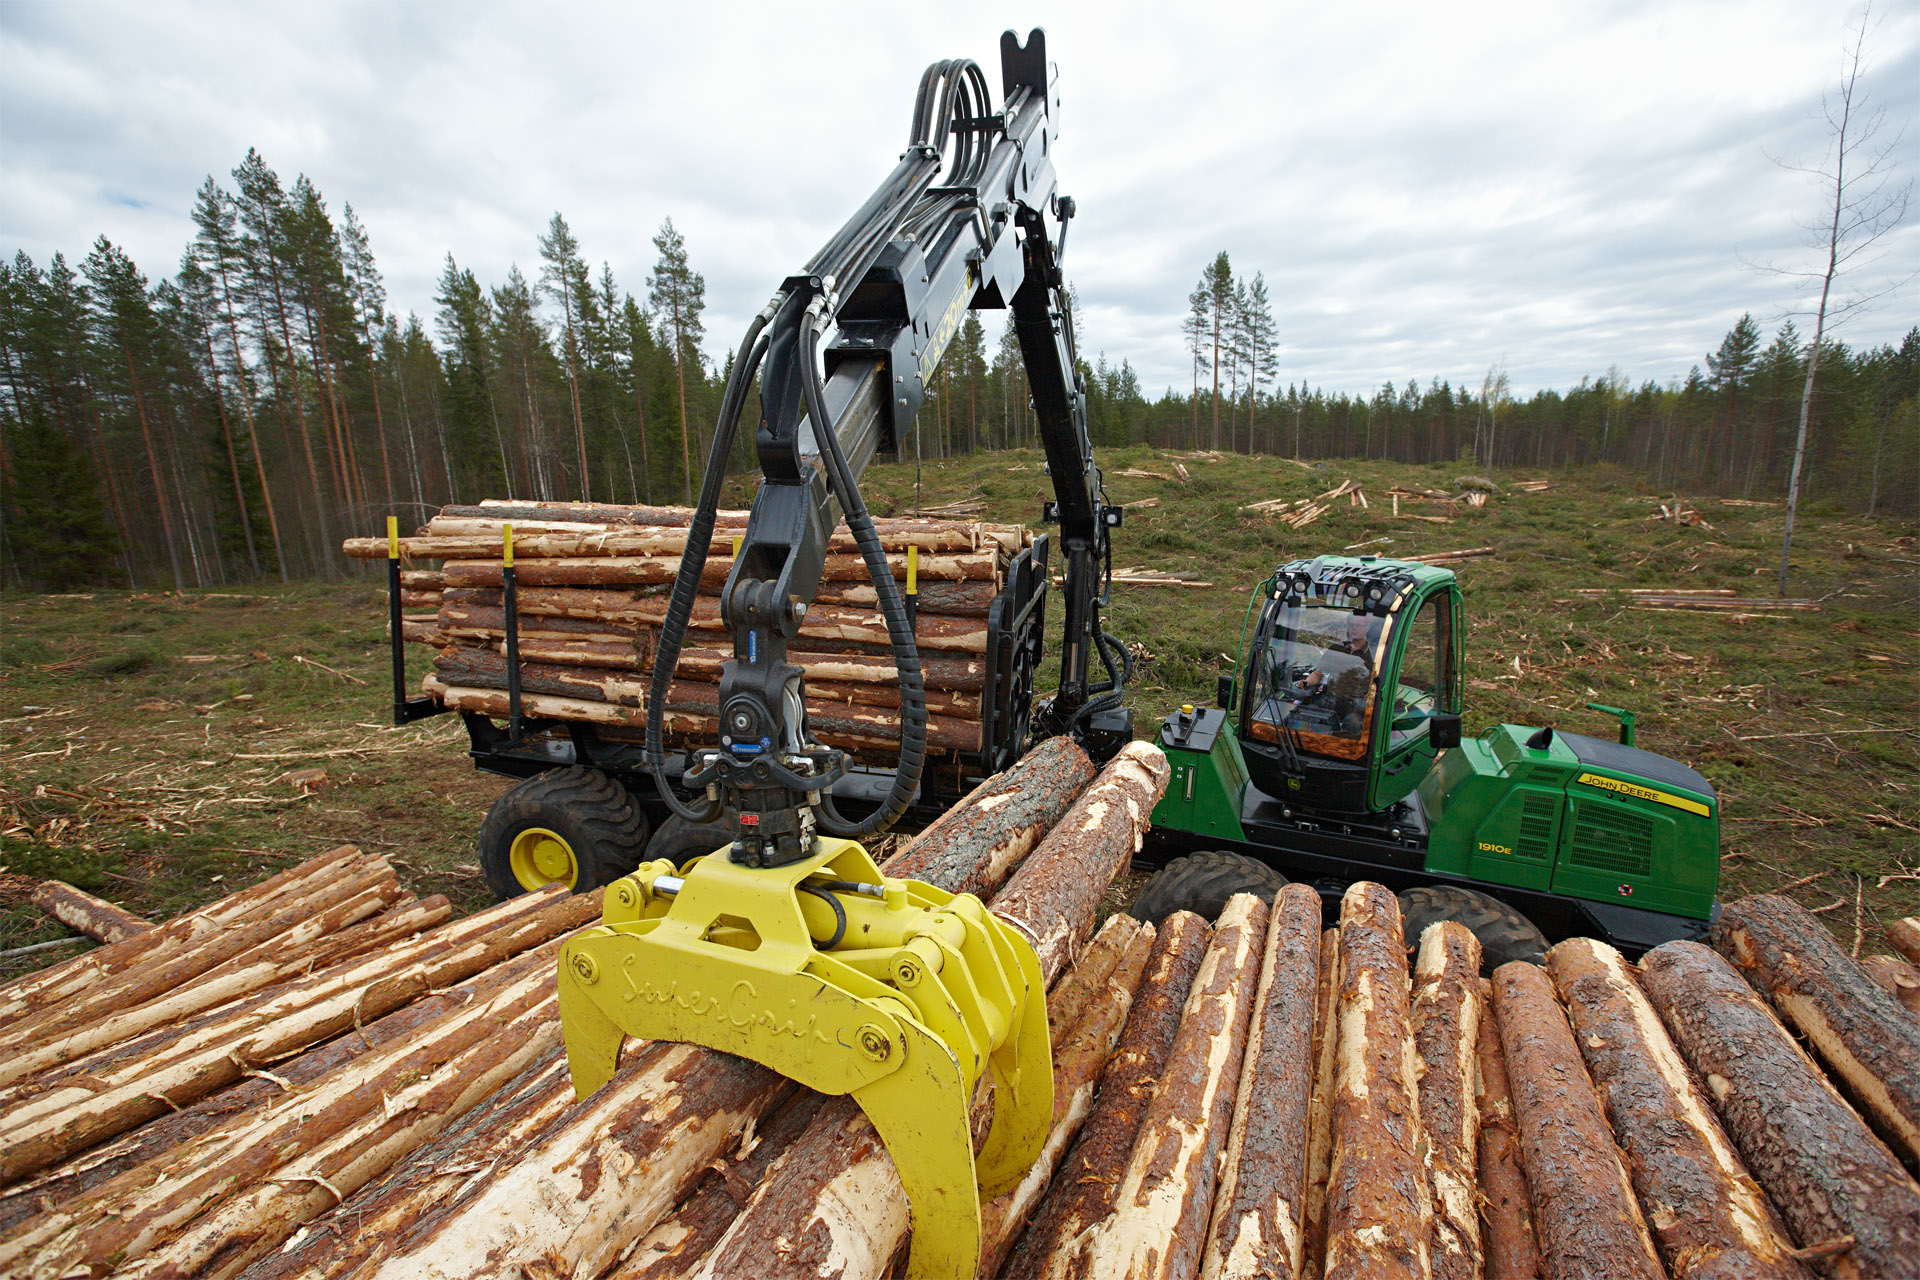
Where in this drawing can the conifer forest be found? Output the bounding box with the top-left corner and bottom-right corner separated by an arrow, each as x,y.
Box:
0,151 -> 1914,592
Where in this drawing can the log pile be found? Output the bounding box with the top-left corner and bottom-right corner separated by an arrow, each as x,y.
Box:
344,499 -> 1034,759
9,823 -> 1920,1280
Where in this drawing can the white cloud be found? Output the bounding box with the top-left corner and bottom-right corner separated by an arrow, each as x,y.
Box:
3,0 -> 1914,397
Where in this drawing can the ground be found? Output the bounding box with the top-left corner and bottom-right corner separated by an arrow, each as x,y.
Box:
3,450 -> 1914,974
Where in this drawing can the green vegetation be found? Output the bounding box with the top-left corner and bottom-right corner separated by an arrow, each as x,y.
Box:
2,461 -> 1914,975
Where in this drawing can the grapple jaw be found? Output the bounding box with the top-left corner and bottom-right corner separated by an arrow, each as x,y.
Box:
555,837 -> 1053,1279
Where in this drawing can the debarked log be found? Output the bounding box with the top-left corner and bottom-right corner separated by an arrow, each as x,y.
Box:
1300,926 -> 1342,1278
29,881 -> 150,943
1322,882 -> 1431,1280
1073,892 -> 1268,1280
1640,939 -> 1920,1280
1474,977 -> 1542,1280
1200,882 -> 1322,1280
438,552 -> 1003,594
1002,910 -> 1214,1280
1413,922 -> 1484,1280
1547,937 -> 1808,1280
1889,917 -> 1920,967
1861,954 -> 1920,1015
1715,893 -> 1920,1169
1493,961 -> 1663,1280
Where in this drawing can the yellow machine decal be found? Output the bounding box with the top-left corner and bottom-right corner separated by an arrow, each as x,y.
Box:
920,267 -> 975,376
1575,771 -> 1710,817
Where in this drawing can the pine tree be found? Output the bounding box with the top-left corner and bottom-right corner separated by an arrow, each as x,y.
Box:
1182,283 -> 1210,446
537,213 -> 592,501
1203,252 -> 1233,450
1244,274 -> 1277,454
1705,313 -> 1760,480
647,219 -> 705,503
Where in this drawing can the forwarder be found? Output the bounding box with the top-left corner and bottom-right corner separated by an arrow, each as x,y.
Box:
1134,554 -> 1720,965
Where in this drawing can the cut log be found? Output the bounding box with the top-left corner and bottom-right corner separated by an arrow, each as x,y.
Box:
685,742 -> 1173,1280
977,920 -> 1158,1280
1001,910 -> 1214,1280
1546,937 -> 1809,1280
422,512 -> 983,552
1199,883 -> 1321,1280
1475,977 -> 1542,1280
1322,883 -> 1431,1280
0,936 -> 571,1280
1640,939 -> 1920,1280
1300,926 -> 1342,1278
1861,954 -> 1920,1015
1492,960 -> 1663,1280
29,881 -> 150,942
1044,913 -> 1140,1044
1715,893 -> 1920,1167
342,740 -> 1111,1280
1072,893 -> 1268,1280
612,1086 -> 825,1280
1413,922 -> 1484,1280
1889,917 -> 1920,967
0,884 -> 596,1185
0,845 -> 364,1029
437,549 -> 1003,588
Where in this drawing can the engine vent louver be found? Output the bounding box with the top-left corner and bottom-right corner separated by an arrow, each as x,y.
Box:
1515,792 -> 1557,860
1568,804 -> 1654,877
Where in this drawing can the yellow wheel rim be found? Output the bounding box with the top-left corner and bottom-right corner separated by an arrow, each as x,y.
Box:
509,826 -> 578,891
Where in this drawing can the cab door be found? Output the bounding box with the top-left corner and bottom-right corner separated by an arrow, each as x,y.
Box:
1367,585 -> 1462,811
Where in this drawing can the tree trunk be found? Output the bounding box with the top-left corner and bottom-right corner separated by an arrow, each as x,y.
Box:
1640,939 -> 1920,1280
1547,937 -> 1809,1280
28,881 -> 149,943
1715,894 -> 1920,1167
1200,883 -> 1321,1280
1412,922 -> 1483,1280
1001,910 -> 1213,1280
1322,883 -> 1432,1280
1300,925 -> 1342,1277
1492,960 -> 1663,1280
1474,977 -> 1542,1280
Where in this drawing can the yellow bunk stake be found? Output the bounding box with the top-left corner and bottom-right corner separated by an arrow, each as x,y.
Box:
557,836 -> 1052,1279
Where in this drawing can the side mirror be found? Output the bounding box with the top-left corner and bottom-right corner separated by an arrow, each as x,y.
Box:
1429,713 -> 1462,749
1216,675 -> 1236,711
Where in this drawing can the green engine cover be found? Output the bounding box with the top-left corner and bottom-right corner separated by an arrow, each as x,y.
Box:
1152,707 -> 1249,842
1420,725 -> 1718,919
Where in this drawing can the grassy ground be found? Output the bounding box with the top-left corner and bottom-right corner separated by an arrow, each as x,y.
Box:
3,451 -> 1914,972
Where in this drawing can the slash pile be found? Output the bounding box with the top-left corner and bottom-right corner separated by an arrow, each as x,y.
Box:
342,500 -> 1037,760
6,753 -> 1919,1277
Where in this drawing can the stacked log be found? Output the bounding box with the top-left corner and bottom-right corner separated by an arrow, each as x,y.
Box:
1199,883 -> 1321,1280
1714,894 -> 1920,1168
345,501 -> 1033,758
1003,910 -> 1214,1280
1474,977 -> 1542,1280
1640,940 -> 1920,1279
1412,923 -> 1484,1280
1546,937 -> 1808,1279
1300,926 -> 1343,1277
1067,892 -> 1268,1280
1492,960 -> 1664,1280
1322,883 -> 1432,1280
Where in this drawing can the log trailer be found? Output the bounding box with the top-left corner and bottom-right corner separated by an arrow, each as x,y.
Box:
1135,554 -> 1721,964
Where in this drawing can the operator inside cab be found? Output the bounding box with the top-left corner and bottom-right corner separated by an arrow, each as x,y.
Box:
1249,607 -> 1383,756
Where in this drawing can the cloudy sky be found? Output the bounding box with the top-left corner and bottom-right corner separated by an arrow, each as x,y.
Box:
4,0 -> 1915,398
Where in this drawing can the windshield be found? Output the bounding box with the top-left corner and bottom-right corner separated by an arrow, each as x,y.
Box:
1248,604 -> 1385,761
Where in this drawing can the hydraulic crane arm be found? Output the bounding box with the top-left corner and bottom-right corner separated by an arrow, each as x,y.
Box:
643,27 -> 1129,866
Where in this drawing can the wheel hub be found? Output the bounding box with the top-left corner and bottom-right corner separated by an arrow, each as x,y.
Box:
509,826 -> 578,890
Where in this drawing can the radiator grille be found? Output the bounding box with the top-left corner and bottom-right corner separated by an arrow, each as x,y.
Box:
1515,792 -> 1558,861
1568,804 -> 1654,877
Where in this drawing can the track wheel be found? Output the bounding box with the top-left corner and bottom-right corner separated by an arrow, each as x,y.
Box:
644,814 -> 735,867
1397,884 -> 1548,974
477,767 -> 649,902
1130,850 -> 1287,925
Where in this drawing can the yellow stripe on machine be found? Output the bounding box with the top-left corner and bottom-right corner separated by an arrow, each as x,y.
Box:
1575,771 -> 1710,817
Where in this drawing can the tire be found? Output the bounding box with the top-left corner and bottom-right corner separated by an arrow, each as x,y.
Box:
1397,884 -> 1548,974
645,814 -> 735,867
1130,850 -> 1287,925
477,767 -> 650,902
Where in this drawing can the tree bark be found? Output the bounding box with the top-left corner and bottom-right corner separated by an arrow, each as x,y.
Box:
977,921 -> 1158,1280
1412,923 -> 1483,1280
1715,894 -> 1920,1167
1200,883 -> 1321,1280
1300,926 -> 1341,1278
1492,960 -> 1663,1280
1474,977 -> 1542,1280
29,881 -> 150,943
1640,939 -> 1920,1280
1547,937 -> 1809,1280
1322,883 -> 1432,1280
1001,910 -> 1213,1280
1861,955 -> 1920,1015
1073,893 -> 1268,1280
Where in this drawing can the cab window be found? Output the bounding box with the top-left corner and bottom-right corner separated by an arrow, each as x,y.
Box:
1389,595 -> 1444,749
1249,605 -> 1383,754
